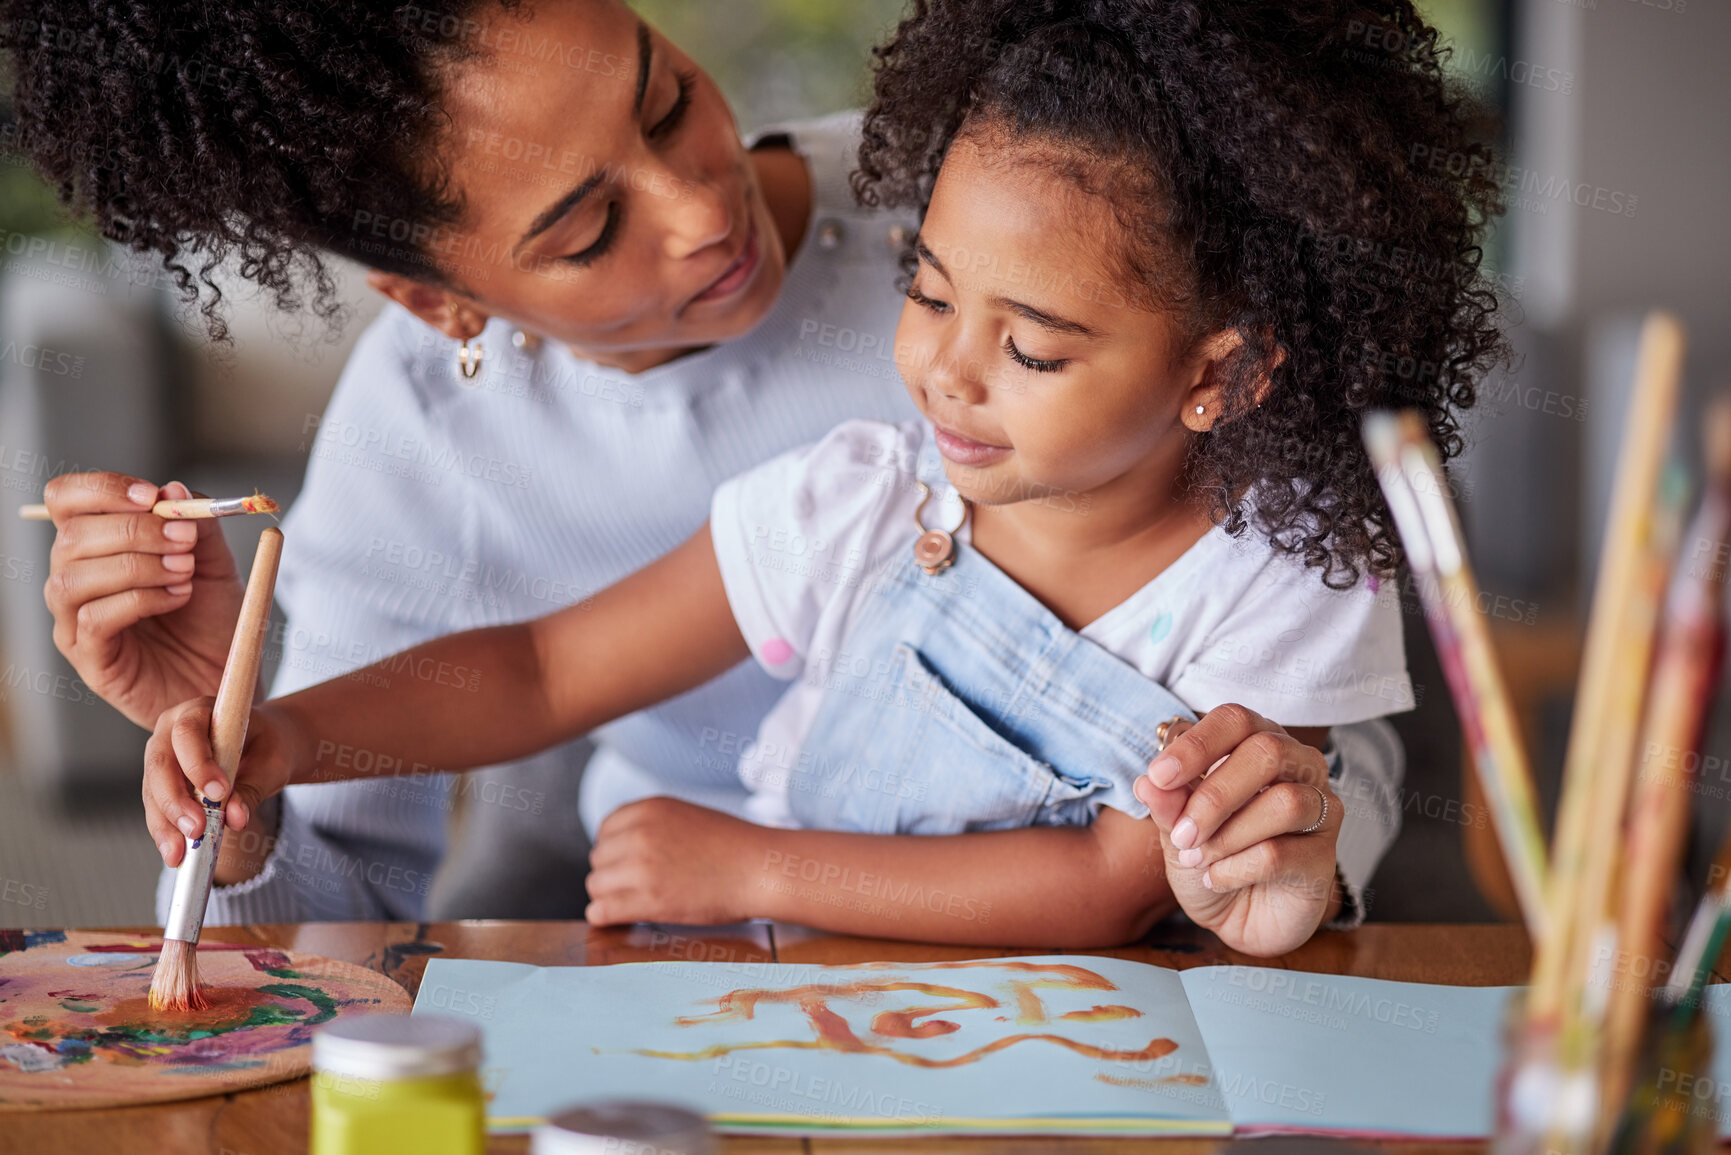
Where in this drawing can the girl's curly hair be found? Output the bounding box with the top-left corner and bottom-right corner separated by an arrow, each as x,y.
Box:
854,0 -> 1509,586
0,1 -> 517,341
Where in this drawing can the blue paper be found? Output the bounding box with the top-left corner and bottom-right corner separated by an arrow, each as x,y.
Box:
412,954 -> 1232,1135
1180,965 -> 1513,1135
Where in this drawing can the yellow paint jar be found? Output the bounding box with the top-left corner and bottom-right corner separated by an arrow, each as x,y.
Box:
311,1014 -> 484,1155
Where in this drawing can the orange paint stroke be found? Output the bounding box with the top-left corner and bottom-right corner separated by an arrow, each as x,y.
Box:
636,962 -> 1175,1070
679,979 -> 997,1022
1095,1072 -> 1210,1089
871,1004 -> 964,1040
1059,1005 -> 1142,1022
636,1028 -> 1177,1070
868,961 -> 1119,1027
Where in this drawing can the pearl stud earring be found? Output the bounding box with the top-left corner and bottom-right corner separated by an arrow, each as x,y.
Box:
1195,405 -> 1206,416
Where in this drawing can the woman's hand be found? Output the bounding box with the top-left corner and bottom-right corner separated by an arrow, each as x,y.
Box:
1134,704 -> 1344,957
143,698 -> 300,867
42,474 -> 244,729
585,797 -> 762,927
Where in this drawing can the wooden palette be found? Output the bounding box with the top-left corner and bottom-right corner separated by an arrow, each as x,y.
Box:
0,929 -> 410,1110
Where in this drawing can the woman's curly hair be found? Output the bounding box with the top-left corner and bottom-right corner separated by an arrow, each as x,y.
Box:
0,1 -> 517,340
854,0 -> 1509,586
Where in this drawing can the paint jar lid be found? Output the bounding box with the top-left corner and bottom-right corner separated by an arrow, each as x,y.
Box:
312,1014 -> 481,1081
532,1101 -> 714,1155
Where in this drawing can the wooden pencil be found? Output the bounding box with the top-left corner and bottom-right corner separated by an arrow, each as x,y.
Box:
1528,311 -> 1686,1023
1363,410 -> 1550,938
19,494 -> 279,521
147,527 -> 284,1013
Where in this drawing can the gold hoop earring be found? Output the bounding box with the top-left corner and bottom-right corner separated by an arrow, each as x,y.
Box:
457,337 -> 483,380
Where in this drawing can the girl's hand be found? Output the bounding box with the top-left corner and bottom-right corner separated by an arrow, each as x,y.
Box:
1133,704 -> 1344,957
142,699 -> 298,867
586,797 -> 761,927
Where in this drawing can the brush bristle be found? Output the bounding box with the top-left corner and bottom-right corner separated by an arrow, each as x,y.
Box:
147,939 -> 207,1012
240,492 -> 280,515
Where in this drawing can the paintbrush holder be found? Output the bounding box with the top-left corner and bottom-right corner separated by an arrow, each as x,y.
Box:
1605,997 -> 1715,1155
1493,993 -> 1598,1155
1494,990 -> 1717,1155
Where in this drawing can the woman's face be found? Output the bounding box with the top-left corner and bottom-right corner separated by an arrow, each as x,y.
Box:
425,0 -> 788,355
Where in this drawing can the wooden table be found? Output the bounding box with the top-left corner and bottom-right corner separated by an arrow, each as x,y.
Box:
4,921 -> 1529,1154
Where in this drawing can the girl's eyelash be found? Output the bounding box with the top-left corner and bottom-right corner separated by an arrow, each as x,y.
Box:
906,284 -> 949,313
562,201 -> 621,267
910,285 -> 1065,371
1005,337 -> 1067,373
649,70 -> 696,140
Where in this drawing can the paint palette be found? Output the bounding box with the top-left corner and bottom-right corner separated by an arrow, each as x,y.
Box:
0,929 -> 409,1111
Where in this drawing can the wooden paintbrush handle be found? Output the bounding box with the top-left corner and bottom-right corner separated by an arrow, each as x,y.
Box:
210,528 -> 283,779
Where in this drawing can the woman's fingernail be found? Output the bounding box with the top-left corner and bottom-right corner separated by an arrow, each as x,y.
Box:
159,839 -> 177,860
128,482 -> 157,506
163,520 -> 197,542
166,582 -> 193,596
176,816 -> 198,837
205,780 -> 227,802
1202,870 -> 1214,890
1172,816 -> 1198,849
1133,778 -> 1153,808
163,552 -> 195,572
1149,754 -> 1178,785
1178,847 -> 1203,868
237,802 -> 251,827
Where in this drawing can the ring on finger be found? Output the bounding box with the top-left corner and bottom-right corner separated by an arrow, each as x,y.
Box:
1297,783 -> 1330,835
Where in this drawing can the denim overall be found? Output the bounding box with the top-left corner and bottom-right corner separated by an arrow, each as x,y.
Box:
785,453 -> 1198,835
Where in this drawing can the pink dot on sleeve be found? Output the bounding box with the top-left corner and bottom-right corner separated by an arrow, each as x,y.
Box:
761,638 -> 795,665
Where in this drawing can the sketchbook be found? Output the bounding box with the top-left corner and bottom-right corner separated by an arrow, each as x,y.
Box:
408,953 -> 1731,1138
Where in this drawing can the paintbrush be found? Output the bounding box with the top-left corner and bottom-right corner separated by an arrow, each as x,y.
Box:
1363,410 -> 1550,939
148,527 -> 283,1012
19,493 -> 280,520
1530,312 -> 1687,1030
1600,399 -> 1731,1120
1659,405 -> 1731,1015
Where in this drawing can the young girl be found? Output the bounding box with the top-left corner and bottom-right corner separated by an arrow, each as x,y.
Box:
142,0 -> 1502,955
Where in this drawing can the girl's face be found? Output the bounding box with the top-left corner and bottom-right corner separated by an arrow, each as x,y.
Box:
429,0 -> 786,355
895,133 -> 1206,508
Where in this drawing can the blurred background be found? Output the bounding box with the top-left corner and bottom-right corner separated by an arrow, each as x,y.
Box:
0,0 -> 1725,929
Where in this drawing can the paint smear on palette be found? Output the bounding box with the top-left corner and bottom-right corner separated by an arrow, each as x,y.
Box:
0,930 -> 409,1111
633,960 -> 1178,1070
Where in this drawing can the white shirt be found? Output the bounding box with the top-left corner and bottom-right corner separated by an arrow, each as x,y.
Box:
711,419 -> 1411,906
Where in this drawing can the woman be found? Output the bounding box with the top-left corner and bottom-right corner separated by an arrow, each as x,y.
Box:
8,0 -> 1405,927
